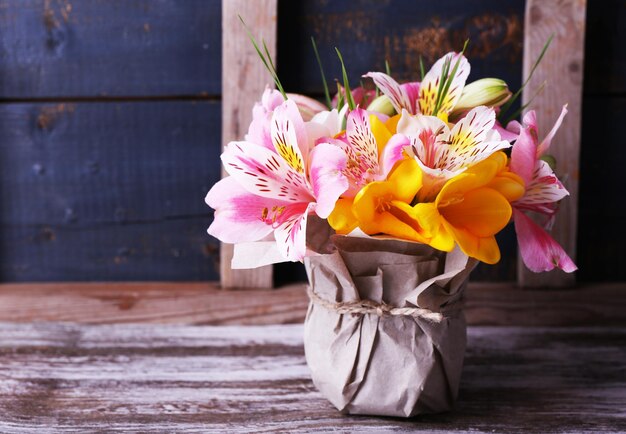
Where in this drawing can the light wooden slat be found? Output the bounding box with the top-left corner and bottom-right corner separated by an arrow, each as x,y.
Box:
0,282 -> 624,326
220,0 -> 277,289
519,0 -> 587,287
0,323 -> 624,431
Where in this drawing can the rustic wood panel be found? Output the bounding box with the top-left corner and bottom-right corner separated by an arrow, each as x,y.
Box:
519,0 -> 586,287
0,323 -> 624,432
578,97 -> 626,282
220,0 -> 276,289
0,0 -> 221,98
278,0 -> 524,96
0,282 -> 623,326
0,101 -> 221,281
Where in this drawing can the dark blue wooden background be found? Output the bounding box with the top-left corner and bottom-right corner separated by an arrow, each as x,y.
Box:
0,0 -> 622,282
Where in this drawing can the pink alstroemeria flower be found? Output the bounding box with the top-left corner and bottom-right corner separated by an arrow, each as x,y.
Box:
508,105 -> 577,273
329,107 -> 407,197
364,52 -> 470,117
246,88 -> 327,152
206,99 -> 348,262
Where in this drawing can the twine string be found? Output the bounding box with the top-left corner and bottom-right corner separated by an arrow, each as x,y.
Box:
306,287 -> 444,322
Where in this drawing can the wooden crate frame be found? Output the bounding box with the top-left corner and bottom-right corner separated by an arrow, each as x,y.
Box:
221,0 -> 586,290
1,0 -> 624,327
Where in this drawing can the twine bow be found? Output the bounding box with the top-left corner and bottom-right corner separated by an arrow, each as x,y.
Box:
307,287 -> 444,322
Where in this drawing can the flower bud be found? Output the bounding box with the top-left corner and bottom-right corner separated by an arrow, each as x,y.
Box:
452,78 -> 512,115
366,94 -> 396,116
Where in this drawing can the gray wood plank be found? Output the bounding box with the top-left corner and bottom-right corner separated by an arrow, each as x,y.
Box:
0,0 -> 221,98
0,323 -> 624,432
0,101 -> 221,281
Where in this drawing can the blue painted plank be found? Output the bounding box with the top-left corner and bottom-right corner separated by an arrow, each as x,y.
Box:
278,0 -> 525,96
0,101 -> 221,281
0,0 -> 221,98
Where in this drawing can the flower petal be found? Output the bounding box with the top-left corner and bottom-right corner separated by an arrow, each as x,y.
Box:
222,141 -> 312,202
364,72 -> 413,114
536,104 -> 568,157
513,209 -> 577,272
328,198 -> 358,235
206,177 -> 278,243
308,142 -> 349,218
443,220 -> 501,264
440,106 -> 510,171
381,134 -> 410,177
515,160 -> 569,206
346,108 -> 380,173
441,187 -> 512,238
271,100 -> 309,173
274,203 -> 312,261
419,52 -> 470,116
510,124 -> 536,185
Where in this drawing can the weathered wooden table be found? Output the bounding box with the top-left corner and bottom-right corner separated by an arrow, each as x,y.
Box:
1,323 -> 624,433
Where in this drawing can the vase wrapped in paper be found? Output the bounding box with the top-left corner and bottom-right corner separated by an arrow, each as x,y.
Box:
205,40 -> 576,417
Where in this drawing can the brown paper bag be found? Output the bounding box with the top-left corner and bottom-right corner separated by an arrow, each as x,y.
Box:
303,235 -> 477,417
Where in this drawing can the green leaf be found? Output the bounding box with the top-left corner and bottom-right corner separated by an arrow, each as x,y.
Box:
336,48 -> 356,110
499,34 -> 554,121
239,15 -> 287,99
311,37 -> 332,109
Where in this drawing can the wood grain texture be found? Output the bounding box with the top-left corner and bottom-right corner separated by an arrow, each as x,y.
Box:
0,101 -> 221,281
0,323 -> 624,432
220,0 -> 277,289
0,282 -> 624,326
0,0 -> 221,98
519,0 -> 587,287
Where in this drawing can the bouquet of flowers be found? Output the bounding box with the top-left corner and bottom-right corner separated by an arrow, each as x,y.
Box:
206,40 -> 576,416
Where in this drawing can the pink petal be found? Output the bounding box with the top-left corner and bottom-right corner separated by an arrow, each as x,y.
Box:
221,141 -> 312,202
274,203 -> 313,261
496,120 -> 520,142
515,160 -> 569,206
513,209 -> 577,273
536,105 -> 568,157
400,82 -> 421,113
308,143 -> 349,218
271,99 -> 310,170
246,88 -> 285,151
346,107 -> 379,171
510,125 -> 536,185
363,72 -> 413,114
205,177 -> 277,243
381,133 -> 410,176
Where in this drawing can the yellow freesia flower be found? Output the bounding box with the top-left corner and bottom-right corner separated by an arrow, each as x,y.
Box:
413,152 -> 521,263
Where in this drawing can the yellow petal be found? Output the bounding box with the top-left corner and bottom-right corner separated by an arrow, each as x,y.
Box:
352,181 -> 394,224
388,159 -> 423,203
441,187 -> 512,237
487,172 -> 526,202
411,203 -> 456,251
385,114 -> 402,134
443,220 -> 501,264
370,114 -> 392,157
328,198 -> 358,234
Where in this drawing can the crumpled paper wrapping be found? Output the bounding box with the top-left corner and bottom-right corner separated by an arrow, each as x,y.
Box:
303,236 -> 477,417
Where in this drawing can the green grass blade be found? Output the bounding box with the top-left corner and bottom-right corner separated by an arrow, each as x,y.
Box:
311,37 -> 332,109
336,48 -> 356,110
499,34 -> 554,120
